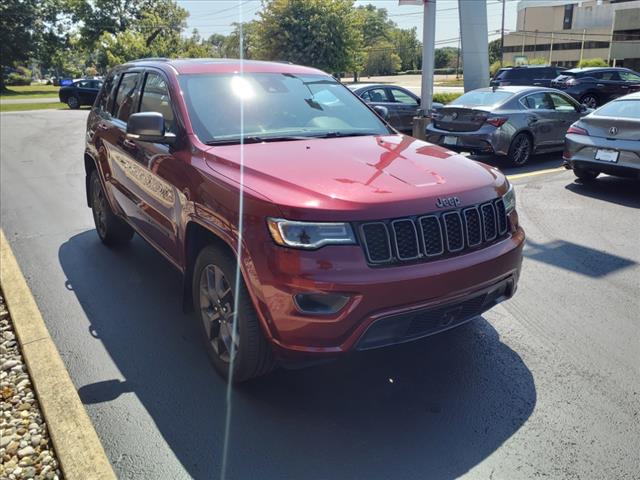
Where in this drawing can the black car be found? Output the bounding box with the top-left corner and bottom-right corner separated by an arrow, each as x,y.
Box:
551,67 -> 640,108
490,66 -> 566,88
58,79 -> 103,109
347,84 -> 424,133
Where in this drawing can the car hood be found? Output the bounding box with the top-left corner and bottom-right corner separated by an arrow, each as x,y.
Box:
203,134 -> 506,221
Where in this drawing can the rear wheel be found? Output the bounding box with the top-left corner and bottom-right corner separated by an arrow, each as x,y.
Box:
67,95 -> 80,109
573,167 -> 599,182
90,170 -> 134,246
579,94 -> 598,109
507,133 -> 533,166
192,245 -> 275,383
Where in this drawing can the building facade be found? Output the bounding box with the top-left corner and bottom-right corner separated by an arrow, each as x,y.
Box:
503,0 -> 640,69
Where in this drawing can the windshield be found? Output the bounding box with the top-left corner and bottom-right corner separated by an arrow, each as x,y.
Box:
450,90 -> 513,107
593,99 -> 640,119
179,72 -> 390,143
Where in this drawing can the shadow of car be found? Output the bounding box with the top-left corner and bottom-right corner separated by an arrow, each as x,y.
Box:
60,229 -> 536,479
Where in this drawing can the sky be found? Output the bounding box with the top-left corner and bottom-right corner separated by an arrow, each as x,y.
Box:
177,0 -> 523,48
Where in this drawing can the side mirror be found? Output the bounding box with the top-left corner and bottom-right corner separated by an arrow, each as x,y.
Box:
577,104 -> 589,114
373,105 -> 390,121
126,112 -> 175,144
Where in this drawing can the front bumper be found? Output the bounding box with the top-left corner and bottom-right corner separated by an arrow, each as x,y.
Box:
564,133 -> 640,178
425,124 -> 512,156
247,222 -> 525,360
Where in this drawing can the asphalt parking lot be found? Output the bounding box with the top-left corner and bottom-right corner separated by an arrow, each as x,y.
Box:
1,109 -> 639,480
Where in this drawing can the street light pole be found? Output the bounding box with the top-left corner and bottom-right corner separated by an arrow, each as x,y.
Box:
421,0 -> 437,111
500,0 -> 506,67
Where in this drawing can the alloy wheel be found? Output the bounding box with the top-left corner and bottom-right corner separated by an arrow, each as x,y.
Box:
67,96 -> 79,109
512,135 -> 531,165
199,264 -> 238,363
581,95 -> 597,109
92,180 -> 108,237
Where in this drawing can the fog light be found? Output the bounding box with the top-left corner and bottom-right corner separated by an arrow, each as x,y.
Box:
293,293 -> 350,315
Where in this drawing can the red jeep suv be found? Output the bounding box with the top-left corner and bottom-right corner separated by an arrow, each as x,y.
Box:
84,59 -> 524,382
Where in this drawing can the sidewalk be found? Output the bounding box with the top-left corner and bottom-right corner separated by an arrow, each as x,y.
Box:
0,98 -> 59,105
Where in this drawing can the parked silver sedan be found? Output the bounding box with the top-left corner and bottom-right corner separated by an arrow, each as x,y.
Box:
564,91 -> 640,181
426,86 -> 589,166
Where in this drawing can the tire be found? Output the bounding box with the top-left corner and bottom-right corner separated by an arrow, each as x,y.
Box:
89,170 -> 134,246
507,132 -> 533,166
67,95 -> 80,109
573,167 -> 599,182
192,245 -> 275,383
579,93 -> 599,109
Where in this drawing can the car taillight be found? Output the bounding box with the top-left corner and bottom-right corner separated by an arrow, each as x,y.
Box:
565,78 -> 577,86
486,117 -> 508,128
567,125 -> 588,135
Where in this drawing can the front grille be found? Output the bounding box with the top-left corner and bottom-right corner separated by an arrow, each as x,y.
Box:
359,198 -> 509,266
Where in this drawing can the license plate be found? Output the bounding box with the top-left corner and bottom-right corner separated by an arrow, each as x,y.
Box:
443,136 -> 458,146
595,149 -> 619,163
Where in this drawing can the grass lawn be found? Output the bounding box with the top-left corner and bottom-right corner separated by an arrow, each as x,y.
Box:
0,102 -> 67,112
0,85 -> 60,99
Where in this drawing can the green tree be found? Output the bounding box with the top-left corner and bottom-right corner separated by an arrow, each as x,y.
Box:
221,22 -> 260,59
390,28 -> 420,71
578,58 -> 608,67
363,41 -> 401,76
256,0 -> 362,73
354,5 -> 394,46
434,47 -> 458,69
488,38 -> 502,66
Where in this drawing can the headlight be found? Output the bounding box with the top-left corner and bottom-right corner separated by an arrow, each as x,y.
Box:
267,218 -> 356,249
503,182 -> 516,213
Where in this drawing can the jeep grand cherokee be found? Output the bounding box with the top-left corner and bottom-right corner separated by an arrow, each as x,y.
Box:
84,58 -> 525,382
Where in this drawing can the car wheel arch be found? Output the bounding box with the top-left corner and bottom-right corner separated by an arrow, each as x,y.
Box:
84,153 -> 98,207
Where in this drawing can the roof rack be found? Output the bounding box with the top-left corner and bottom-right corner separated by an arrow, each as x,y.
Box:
126,57 -> 170,63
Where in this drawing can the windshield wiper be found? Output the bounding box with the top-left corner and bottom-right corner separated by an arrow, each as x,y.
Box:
308,131 -> 380,139
204,135 -> 312,146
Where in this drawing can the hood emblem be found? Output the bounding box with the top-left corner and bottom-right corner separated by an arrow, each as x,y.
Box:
609,126 -> 618,136
436,196 -> 461,208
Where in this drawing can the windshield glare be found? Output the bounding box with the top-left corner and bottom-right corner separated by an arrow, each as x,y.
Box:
179,73 -> 389,143
450,90 -> 513,107
593,99 -> 640,119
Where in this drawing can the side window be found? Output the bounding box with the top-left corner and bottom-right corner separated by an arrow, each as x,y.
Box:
112,72 -> 140,122
523,93 -> 554,110
389,88 -> 418,105
620,71 -> 640,82
550,93 -> 576,112
96,73 -> 116,114
361,88 -> 389,103
139,72 -> 175,134
76,81 -> 89,88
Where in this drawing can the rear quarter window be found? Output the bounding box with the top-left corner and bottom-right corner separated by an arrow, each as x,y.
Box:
95,73 -> 117,114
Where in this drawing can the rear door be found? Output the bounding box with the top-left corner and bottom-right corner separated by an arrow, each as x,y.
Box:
591,70 -> 622,103
548,92 -> 581,145
520,92 -> 558,148
387,87 -> 420,132
618,70 -> 640,96
75,80 -> 93,104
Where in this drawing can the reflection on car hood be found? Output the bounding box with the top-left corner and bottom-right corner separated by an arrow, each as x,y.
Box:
203,134 -> 505,221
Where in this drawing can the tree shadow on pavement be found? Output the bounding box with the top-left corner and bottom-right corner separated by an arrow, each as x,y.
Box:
60,230 -> 535,480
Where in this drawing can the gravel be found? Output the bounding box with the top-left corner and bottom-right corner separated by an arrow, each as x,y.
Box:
0,293 -> 62,480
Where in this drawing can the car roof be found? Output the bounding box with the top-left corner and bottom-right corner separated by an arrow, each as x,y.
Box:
499,65 -> 556,70
564,67 -> 627,73
472,86 -> 558,94
122,58 -> 326,76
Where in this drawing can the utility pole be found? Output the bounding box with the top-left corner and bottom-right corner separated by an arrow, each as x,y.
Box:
607,12 -> 615,65
500,0 -> 506,67
456,33 -> 461,79
548,32 -> 554,64
579,28 -> 586,64
420,0 -> 437,111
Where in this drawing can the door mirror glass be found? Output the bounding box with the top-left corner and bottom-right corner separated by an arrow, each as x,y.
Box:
373,105 -> 390,120
126,112 -> 175,144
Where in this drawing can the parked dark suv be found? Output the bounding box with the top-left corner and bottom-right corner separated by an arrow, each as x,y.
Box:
490,66 -> 566,88
551,67 -> 640,108
84,58 -> 524,382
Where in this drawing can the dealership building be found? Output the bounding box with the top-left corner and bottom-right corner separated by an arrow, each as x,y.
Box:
503,0 -> 640,70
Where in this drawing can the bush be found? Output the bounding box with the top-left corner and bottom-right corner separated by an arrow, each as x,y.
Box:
433,92 -> 462,104
578,58 -> 608,68
5,66 -> 32,86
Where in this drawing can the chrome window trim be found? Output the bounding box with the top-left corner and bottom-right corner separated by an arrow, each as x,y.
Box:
390,219 -> 421,260
418,215 -> 445,257
463,207 -> 482,248
442,211 -> 465,253
360,222 -> 393,264
481,203 -> 498,241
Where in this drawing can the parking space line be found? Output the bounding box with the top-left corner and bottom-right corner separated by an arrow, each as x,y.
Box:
507,167 -> 566,180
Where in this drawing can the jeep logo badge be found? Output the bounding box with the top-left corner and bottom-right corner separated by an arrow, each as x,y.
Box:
436,196 -> 461,208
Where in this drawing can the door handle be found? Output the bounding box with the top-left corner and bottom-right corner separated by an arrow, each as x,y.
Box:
596,83 -> 605,87
122,139 -> 137,150
528,117 -> 538,124
621,85 -> 629,89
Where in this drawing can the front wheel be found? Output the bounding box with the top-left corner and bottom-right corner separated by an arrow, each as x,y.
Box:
90,170 -> 134,246
507,133 -> 533,166
67,96 -> 80,109
192,245 -> 275,383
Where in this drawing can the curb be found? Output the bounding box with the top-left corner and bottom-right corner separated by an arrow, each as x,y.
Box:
0,230 -> 116,480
